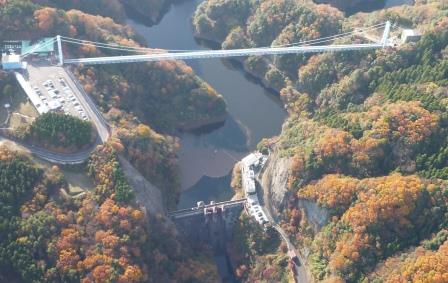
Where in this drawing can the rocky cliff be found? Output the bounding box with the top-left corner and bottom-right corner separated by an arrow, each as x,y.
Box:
118,155 -> 166,215
261,149 -> 330,230
297,199 -> 329,233
260,149 -> 291,219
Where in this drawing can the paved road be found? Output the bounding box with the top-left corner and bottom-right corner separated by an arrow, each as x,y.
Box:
273,224 -> 310,283
2,65 -> 110,164
64,67 -> 110,142
0,135 -> 101,164
255,172 -> 311,283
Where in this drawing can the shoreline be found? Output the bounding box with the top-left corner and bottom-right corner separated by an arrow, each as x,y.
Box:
193,32 -> 285,94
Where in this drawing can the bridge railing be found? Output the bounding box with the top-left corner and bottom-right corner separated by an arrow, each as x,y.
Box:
63,43 -> 385,65
168,198 -> 247,217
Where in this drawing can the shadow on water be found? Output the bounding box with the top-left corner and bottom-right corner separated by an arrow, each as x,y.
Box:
126,1 -> 287,281
127,0 -> 287,198
187,117 -> 249,152
177,173 -> 234,209
319,0 -> 415,15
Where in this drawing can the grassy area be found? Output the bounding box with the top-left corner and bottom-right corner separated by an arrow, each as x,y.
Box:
34,159 -> 95,196
0,86 -> 38,130
63,168 -> 94,195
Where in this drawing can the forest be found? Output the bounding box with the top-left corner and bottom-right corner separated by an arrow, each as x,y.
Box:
30,0 -> 171,24
0,145 -> 219,283
1,0 -> 448,281
195,0 -> 448,281
0,1 -> 225,282
27,112 -> 93,150
0,0 -> 227,207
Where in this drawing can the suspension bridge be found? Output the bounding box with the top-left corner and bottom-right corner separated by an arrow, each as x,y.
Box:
19,22 -> 392,66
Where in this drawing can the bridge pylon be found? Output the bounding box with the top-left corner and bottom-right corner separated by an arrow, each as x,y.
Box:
381,21 -> 392,47
56,35 -> 64,66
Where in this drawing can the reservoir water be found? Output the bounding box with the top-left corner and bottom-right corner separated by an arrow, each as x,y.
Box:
343,0 -> 414,14
128,0 -> 287,209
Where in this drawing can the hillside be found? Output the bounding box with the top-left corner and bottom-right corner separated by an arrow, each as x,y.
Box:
0,1 -> 226,282
0,0 -> 227,208
0,145 -> 218,283
31,0 -> 173,24
194,0 -> 448,281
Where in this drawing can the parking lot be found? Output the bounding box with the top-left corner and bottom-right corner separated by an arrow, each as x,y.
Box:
26,65 -> 89,121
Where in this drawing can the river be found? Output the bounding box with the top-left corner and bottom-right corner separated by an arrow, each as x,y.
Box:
128,0 -> 287,209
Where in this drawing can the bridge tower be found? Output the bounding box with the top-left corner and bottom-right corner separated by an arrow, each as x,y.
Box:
381,21 -> 392,47
56,35 -> 64,66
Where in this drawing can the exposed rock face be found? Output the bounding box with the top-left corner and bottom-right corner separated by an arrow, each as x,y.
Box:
118,155 -> 165,215
297,199 -> 329,233
260,149 -> 291,219
261,149 -> 330,231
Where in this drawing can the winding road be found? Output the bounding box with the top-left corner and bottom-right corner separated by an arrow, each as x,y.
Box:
255,171 -> 311,283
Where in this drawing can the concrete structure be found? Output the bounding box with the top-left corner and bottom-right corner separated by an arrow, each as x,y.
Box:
241,153 -> 264,190
169,200 -> 245,252
241,152 -> 269,226
401,29 -> 421,43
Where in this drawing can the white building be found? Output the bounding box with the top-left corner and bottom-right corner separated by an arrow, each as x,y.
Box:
1,53 -> 25,70
241,152 -> 270,227
249,204 -> 269,225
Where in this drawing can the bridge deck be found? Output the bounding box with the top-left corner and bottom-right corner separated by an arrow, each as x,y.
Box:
63,43 -> 385,65
168,199 -> 247,218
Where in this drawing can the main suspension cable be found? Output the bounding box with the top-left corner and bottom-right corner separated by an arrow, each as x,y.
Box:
59,22 -> 388,54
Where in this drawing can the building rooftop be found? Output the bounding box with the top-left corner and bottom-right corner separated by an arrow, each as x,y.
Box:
1,53 -> 26,70
242,152 -> 262,167
402,29 -> 421,37
21,38 -> 55,54
2,53 -> 20,63
1,40 -> 22,53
